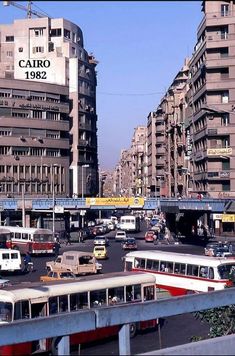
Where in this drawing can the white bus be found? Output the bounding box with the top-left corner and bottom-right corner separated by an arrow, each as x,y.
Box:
119,215 -> 140,232
123,250 -> 235,296
0,271 -> 158,355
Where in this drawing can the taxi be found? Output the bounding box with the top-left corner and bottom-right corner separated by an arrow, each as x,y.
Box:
93,245 -> 108,260
40,269 -> 77,282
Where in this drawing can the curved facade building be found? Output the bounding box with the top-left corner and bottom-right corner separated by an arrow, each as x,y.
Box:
0,16 -> 98,198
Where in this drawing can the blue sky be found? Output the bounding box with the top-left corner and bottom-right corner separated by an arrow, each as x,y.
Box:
1,1 -> 203,170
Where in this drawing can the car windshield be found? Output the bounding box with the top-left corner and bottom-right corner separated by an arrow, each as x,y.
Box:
126,239 -> 135,243
95,247 -> 105,252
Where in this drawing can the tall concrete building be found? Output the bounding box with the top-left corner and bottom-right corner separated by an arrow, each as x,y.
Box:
186,0 -> 235,198
0,15 -> 98,198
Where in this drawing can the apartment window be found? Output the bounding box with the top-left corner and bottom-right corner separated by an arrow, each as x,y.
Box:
221,4 -> 229,17
6,36 -> 14,42
50,28 -> 61,37
221,114 -> 229,126
222,160 -> 230,170
34,28 -> 44,36
72,47 -> 76,56
222,182 -> 230,191
220,47 -> 228,58
6,51 -> 13,57
64,29 -> 70,39
221,91 -> 229,103
221,68 -> 229,80
220,26 -> 228,40
222,138 -> 230,148
18,47 -> 23,52
32,46 -> 44,54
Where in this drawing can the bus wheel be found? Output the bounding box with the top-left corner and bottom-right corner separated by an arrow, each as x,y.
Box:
130,323 -> 137,338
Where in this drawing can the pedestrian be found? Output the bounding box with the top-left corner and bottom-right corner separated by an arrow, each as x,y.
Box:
53,238 -> 60,256
65,232 -> 72,246
23,252 -> 32,272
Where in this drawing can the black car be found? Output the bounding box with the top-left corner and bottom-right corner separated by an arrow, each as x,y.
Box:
122,238 -> 137,250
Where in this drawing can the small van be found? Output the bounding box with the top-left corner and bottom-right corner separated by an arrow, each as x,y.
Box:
46,250 -> 102,275
0,249 -> 21,273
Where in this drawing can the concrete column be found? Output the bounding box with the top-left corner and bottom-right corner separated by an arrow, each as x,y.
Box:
118,324 -> 130,355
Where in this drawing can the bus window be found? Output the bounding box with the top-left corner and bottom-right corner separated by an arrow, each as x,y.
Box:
2,253 -> 9,260
160,261 -> 168,272
14,300 -> 29,320
59,295 -> 68,313
90,289 -> 106,308
209,267 -> 214,279
15,233 -> 21,239
49,297 -> 58,315
11,253 -> 19,259
0,302 -> 12,322
199,266 -> 209,278
146,259 -> 153,270
70,292 -> 88,311
187,264 -> 199,277
144,286 -> 154,301
126,284 -> 141,302
152,260 -> 159,271
107,287 -> 124,304
174,263 -> 186,275
135,258 -> 145,269
22,233 -> 28,240
165,262 -> 173,273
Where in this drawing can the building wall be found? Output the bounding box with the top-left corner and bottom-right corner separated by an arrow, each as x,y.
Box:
0,16 -> 98,197
188,0 -> 235,198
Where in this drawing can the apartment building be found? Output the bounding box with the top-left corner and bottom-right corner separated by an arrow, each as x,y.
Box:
0,16 -> 98,198
130,126 -> 148,196
186,0 -> 235,198
147,59 -> 189,198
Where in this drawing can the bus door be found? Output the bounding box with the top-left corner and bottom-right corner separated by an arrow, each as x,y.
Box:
30,298 -> 48,352
141,285 -> 157,329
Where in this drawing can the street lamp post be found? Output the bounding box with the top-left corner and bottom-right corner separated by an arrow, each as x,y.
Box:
51,164 -> 59,237
81,164 -> 89,228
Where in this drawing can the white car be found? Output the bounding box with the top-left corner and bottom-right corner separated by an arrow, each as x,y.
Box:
115,230 -> 127,242
93,236 -> 109,246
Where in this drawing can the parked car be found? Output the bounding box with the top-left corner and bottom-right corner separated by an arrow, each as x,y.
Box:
40,269 -> 77,282
115,230 -> 127,242
145,230 -> 156,242
93,245 -> 108,260
93,236 -> 109,246
122,238 -> 137,250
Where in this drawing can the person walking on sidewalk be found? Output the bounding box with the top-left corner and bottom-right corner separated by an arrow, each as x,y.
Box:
65,231 -> 72,246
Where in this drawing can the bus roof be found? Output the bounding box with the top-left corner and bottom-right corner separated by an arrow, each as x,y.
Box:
124,250 -> 235,267
0,271 -> 155,303
0,226 -> 52,234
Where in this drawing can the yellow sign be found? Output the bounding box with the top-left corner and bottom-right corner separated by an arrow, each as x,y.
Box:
86,197 -> 144,207
207,148 -> 232,156
222,214 -> 235,223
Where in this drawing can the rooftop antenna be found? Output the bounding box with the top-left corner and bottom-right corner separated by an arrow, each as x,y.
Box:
3,1 -> 50,18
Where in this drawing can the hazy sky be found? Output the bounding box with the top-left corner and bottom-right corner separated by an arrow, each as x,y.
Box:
1,1 -> 203,170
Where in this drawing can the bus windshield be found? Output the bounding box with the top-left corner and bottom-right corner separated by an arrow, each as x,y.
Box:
218,264 -> 235,279
34,234 -> 54,242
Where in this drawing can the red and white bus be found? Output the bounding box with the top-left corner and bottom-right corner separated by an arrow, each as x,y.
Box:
123,250 -> 235,296
0,226 -> 55,255
0,271 -> 161,355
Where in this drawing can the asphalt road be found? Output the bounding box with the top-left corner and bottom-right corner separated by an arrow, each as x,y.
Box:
2,223 -> 210,354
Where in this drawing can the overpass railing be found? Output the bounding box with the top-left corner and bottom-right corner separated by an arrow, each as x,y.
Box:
1,287 -> 235,355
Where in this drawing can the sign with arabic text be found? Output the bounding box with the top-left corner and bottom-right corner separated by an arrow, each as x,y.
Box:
222,214 -> 235,223
86,197 -> 144,207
